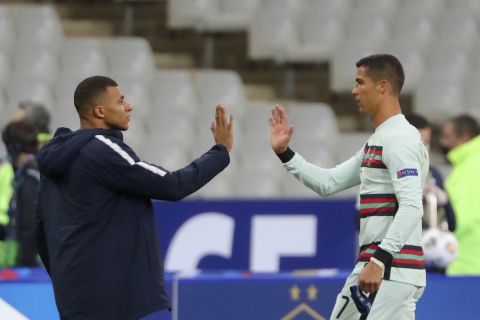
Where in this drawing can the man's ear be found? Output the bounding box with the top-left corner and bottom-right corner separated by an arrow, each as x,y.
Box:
92,105 -> 105,119
377,80 -> 389,94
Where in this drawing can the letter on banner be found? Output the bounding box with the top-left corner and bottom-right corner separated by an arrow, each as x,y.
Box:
165,212 -> 234,272
250,215 -> 317,272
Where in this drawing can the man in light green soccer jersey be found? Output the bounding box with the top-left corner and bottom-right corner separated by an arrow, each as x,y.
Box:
269,54 -> 429,320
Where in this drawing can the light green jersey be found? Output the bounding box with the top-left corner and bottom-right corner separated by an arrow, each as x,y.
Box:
283,114 -> 429,286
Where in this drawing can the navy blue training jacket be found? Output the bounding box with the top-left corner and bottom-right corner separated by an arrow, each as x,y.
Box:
36,128 -> 230,320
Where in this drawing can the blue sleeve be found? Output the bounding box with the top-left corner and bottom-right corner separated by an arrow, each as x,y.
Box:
83,135 -> 230,201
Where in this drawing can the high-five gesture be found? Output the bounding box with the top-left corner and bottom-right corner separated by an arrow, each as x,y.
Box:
211,104 -> 234,152
269,104 -> 293,154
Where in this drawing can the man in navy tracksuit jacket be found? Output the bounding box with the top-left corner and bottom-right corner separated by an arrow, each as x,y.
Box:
35,76 -> 233,320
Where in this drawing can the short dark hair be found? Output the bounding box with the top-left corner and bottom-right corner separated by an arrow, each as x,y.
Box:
448,114 -> 480,139
2,121 -> 39,156
18,101 -> 51,133
356,54 -> 405,95
74,76 -> 118,116
405,113 -> 430,130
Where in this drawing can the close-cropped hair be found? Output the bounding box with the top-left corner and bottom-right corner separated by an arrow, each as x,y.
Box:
74,76 -> 118,116
356,54 -> 405,95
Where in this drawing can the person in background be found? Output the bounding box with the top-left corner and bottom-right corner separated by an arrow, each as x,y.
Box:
439,114 -> 480,276
1,121 -> 40,267
405,113 -> 456,232
13,101 -> 52,147
0,102 -> 52,266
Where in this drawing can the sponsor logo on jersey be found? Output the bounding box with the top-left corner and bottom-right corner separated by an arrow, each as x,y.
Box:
396,168 -> 418,178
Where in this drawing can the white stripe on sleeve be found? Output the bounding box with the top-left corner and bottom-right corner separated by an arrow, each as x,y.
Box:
137,161 -> 167,176
95,135 -> 167,177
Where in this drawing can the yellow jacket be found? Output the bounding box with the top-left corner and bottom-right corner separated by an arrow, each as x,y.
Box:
0,161 -> 13,226
446,135 -> 480,275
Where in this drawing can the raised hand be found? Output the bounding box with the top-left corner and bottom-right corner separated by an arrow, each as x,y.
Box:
210,104 -> 234,152
269,104 -> 293,154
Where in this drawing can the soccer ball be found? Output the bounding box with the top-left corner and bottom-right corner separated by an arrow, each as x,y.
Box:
422,229 -> 459,269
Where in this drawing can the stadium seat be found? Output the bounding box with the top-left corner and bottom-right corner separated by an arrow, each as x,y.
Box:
242,101 -> 273,139
286,13 -> 344,63
53,75 -> 87,110
5,78 -> 54,113
330,42 -> 380,92
105,37 -> 155,82
167,0 -> 218,30
400,0 -> 446,21
60,37 -> 108,78
51,101 -> 80,132
187,131 -> 224,160
287,102 -> 339,149
236,137 -> 281,174
194,71 -> 247,133
190,155 -> 238,198
462,76 -> 480,116
194,70 -> 247,126
381,41 -> 425,94
414,75 -> 464,122
305,0 -> 352,20
446,0 -> 480,17
232,169 -> 281,198
13,5 -> 63,50
392,14 -> 434,52
278,173 -> 319,198
352,0 -> 398,20
122,115 -> 148,152
200,0 -> 260,32
138,136 -> 191,169
0,93 -> 9,128
435,11 -> 478,52
426,44 -> 470,83
144,108 -> 196,151
336,132 -> 370,162
0,49 -> 12,89
345,15 -> 390,50
191,173 -> 235,198
264,0 -> 307,12
0,6 -> 15,52
248,6 -> 297,61
292,139 -> 337,168
12,45 -> 59,84
152,70 -> 199,116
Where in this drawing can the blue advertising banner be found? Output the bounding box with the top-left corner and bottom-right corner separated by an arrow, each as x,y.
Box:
153,199 -> 358,272
1,270 -> 477,320
176,271 -> 346,320
175,272 -> 479,320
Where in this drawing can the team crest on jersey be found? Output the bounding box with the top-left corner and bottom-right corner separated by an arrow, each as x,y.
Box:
361,144 -> 386,169
396,168 -> 418,178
